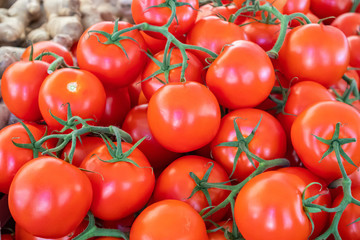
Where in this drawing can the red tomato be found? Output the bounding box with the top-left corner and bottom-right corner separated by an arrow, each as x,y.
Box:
211,108 -> 287,182
276,167 -> 332,239
152,155 -> 230,222
122,104 -> 181,174
331,13 -> 360,37
128,76 -> 143,108
147,81 -> 221,153
77,21 -> 147,88
289,11 -> 320,28
332,187 -> 360,239
22,41 -> 74,66
129,199 -> 209,240
9,157 -> 92,239
1,60 -> 49,121
277,24 -> 350,88
131,0 -> 199,39
141,48 -> 203,101
331,69 -> 360,94
38,68 -> 106,130
196,4 -> 246,24
348,35 -> 360,70
291,101 -> 360,181
234,171 -> 312,240
207,220 -> 233,240
241,18 -> 281,51
0,123 -> 46,194
283,0 -> 310,14
140,31 -> 166,55
234,0 -> 287,13
99,214 -> 136,233
80,142 -> 155,220
310,0 -> 352,24
206,40 -> 275,109
1,234 -> 13,240
61,136 -> 105,167
98,87 -> 131,127
186,16 -> 247,65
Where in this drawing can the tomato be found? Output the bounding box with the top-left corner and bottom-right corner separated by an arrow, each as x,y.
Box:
277,24 -> 350,88
331,13 -> 360,37
122,104 -> 181,174
22,41 -> 74,66
331,69 -> 359,94
289,11 -> 320,28
207,220 -> 233,240
147,81 -> 221,153
129,199 -> 209,240
1,234 -> 13,240
61,136 -> 105,167
234,0 -> 287,13
291,101 -> 360,181
141,48 -> 203,101
0,123 -> 46,194
1,60 -> 49,121
234,171 -> 312,240
8,156 -> 92,239
276,81 -> 336,137
211,108 -> 287,182
332,187 -> 360,240
77,21 -> 147,88
196,4 -> 246,24
131,0 -> 198,39
152,155 -> 230,222
186,16 -> 247,65
80,142 -> 155,220
348,35 -> 360,70
310,0 -> 352,24
277,167 -> 332,239
99,214 -> 136,233
98,87 -> 131,127
241,18 -> 281,52
206,40 -> 275,109
38,68 -> 106,130
140,31 -> 166,55
283,0 -> 310,14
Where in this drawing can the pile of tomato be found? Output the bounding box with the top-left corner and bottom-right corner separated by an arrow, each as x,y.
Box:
1,0 -> 360,239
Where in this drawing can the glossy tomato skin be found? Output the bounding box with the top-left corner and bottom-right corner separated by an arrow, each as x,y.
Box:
141,48 -> 203,101
234,171 -> 312,240
147,81 -> 221,153
22,41 -> 74,66
130,199 -> 209,240
9,157 -> 92,239
152,155 -> 230,222
196,4 -> 246,24
186,16 -> 247,64
310,0 -> 352,23
206,40 -> 275,109
331,13 -> 360,37
77,21 -> 147,88
283,0 -> 310,14
277,167 -> 332,239
0,123 -> 45,194
277,24 -> 350,88
38,68 -> 106,130
348,35 -> 360,69
234,0 -> 287,13
1,60 -> 49,121
131,0 -> 198,40
211,108 -> 287,182
80,142 -> 155,220
122,104 -> 181,174
291,101 -> 360,181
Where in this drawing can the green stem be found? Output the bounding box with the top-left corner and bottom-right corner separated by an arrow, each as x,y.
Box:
351,0 -> 360,12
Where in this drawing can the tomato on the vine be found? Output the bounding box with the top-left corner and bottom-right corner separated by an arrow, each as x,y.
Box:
310,0 -> 352,24
331,13 -> 360,37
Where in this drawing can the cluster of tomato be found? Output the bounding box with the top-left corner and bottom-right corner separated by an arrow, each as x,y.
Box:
1,0 -> 360,239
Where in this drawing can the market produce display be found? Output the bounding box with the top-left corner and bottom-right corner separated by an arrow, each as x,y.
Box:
1,0 -> 360,239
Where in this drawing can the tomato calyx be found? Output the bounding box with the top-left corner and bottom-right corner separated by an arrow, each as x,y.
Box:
332,74 -> 360,107
73,211 -> 129,240
35,52 -> 78,73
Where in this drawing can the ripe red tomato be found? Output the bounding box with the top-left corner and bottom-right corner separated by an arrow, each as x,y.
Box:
1,60 -> 49,121
9,156 -> 92,239
234,171 -> 312,240
140,31 -> 166,55
234,0 -> 287,13
141,48 -> 203,101
129,199 -> 209,240
0,123 -> 46,194
77,21 -> 147,88
147,81 -> 221,153
277,24 -> 350,88
152,155 -> 230,222
22,41 -> 74,66
1,234 -> 13,240
38,68 -> 106,130
196,4 -> 246,24
206,40 -> 275,109
310,0 -> 352,24
131,0 -> 199,39
348,35 -> 360,70
288,11 -> 320,28
291,101 -> 360,181
211,108 -> 287,182
186,16 -> 247,65
207,220 -> 233,240
80,142 -> 155,220
122,104 -> 181,174
331,13 -> 360,37
283,0 -> 310,14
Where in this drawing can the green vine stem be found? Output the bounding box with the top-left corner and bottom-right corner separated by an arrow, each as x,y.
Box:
351,0 -> 360,12
34,52 -> 79,73
302,123 -> 360,239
